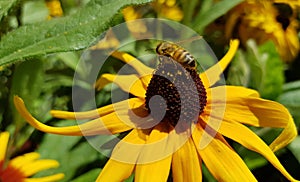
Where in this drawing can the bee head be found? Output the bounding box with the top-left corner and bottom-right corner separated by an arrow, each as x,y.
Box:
156,42 -> 175,57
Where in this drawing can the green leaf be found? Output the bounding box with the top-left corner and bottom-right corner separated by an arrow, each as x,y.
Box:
181,0 -> 198,25
72,168 -> 101,182
202,163 -> 217,182
193,0 -> 243,33
44,74 -> 74,89
124,174 -> 134,182
21,1 -> 49,25
288,136 -> 300,162
277,87 -> 300,119
282,80 -> 300,92
227,49 -> 250,86
0,0 -> 18,21
56,52 -> 80,72
256,41 -> 284,99
244,40 -> 264,91
0,0 -> 152,66
10,59 -> 45,121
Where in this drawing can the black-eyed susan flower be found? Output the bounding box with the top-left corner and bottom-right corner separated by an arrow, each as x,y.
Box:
0,131 -> 64,182
225,1 -> 299,63
14,40 -> 299,181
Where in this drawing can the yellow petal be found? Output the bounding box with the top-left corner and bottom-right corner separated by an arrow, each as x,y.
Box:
0,131 -> 9,161
135,156 -> 172,182
94,73 -> 146,98
205,85 -> 297,151
136,122 -> 188,164
24,173 -> 64,182
97,129 -> 147,181
207,86 -> 297,151
243,98 -> 292,127
243,98 -> 297,151
269,114 -> 297,152
20,159 -> 60,177
9,152 -> 40,170
134,123 -> 173,181
200,39 -> 239,88
110,129 -> 148,164
14,96 -> 133,136
96,159 -> 135,182
218,120 -> 298,182
203,86 -> 260,133
172,138 -> 202,182
192,125 -> 257,181
208,85 -> 260,101
111,51 -> 154,77
204,86 -> 262,127
51,98 -> 143,120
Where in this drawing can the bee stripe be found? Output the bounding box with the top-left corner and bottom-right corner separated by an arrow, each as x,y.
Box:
173,49 -> 185,61
156,41 -> 197,69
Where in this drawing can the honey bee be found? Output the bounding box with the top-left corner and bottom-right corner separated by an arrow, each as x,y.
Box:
156,41 -> 197,70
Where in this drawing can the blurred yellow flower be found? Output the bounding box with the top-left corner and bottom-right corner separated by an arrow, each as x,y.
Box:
122,6 -> 148,38
152,0 -> 183,21
46,0 -> 63,19
225,1 -> 299,63
14,40 -> 299,181
122,0 -> 183,23
122,0 -> 183,38
0,131 -> 64,182
90,29 -> 120,50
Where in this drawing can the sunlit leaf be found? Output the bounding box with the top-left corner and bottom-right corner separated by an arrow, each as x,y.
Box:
0,0 -> 152,66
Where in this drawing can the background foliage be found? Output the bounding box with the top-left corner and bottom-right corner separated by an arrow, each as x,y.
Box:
0,0 -> 300,181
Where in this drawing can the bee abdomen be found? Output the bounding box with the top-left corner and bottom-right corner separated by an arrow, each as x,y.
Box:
173,49 -> 196,68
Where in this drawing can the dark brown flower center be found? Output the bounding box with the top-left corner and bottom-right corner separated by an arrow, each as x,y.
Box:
145,56 -> 207,128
